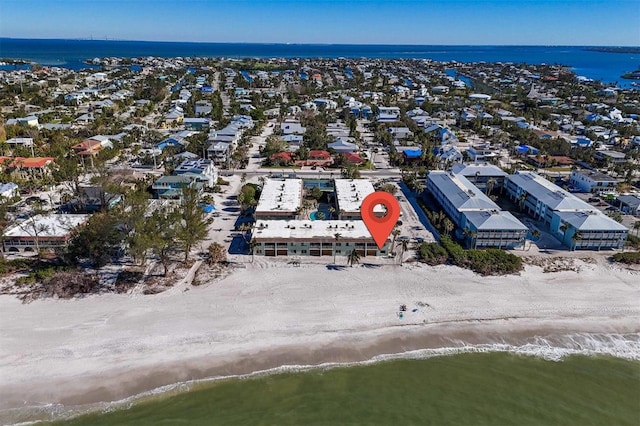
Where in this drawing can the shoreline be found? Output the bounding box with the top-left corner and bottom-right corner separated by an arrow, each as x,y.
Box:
3,319 -> 639,425
1,260 -> 639,423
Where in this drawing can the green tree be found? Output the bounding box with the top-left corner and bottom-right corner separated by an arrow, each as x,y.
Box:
559,222 -> 569,244
176,186 -> 212,262
571,230 -> 583,251
238,183 -> 258,213
333,233 -> 342,264
66,213 -> 123,267
347,249 -> 361,267
397,239 -> 409,265
309,186 -> 323,200
486,177 -> 497,195
144,207 -> 181,276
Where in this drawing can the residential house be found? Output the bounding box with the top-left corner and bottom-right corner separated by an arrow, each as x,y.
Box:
280,120 -> 306,136
376,106 -> 401,123
173,158 -> 218,187
569,170 -> 620,194
616,195 -> 640,216
183,117 -> 210,131
328,138 -> 358,154
595,150 -> 626,164
0,157 -> 54,178
0,182 -> 19,199
466,144 -> 497,163
195,100 -> 212,116
152,175 -> 202,199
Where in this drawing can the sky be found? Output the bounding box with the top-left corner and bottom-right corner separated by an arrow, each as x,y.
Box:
0,0 -> 638,46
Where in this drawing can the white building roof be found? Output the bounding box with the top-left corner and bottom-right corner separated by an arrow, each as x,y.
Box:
334,179 -> 384,214
451,163 -> 508,178
509,172 -> 592,211
4,214 -> 89,238
464,210 -> 528,231
256,179 -> 303,213
556,211 -> 628,231
427,172 -> 498,211
5,137 -> 34,146
253,219 -> 374,241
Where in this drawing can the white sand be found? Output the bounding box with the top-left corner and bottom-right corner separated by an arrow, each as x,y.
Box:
0,258 -> 639,419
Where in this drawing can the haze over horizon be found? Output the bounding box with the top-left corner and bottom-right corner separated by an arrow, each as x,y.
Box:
0,0 -> 639,47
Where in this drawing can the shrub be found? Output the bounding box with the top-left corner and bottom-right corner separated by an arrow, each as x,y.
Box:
465,249 -> 523,275
0,258 -> 33,275
612,252 -> 640,264
426,235 -> 523,276
418,242 -> 448,266
440,235 -> 466,263
626,235 -> 640,250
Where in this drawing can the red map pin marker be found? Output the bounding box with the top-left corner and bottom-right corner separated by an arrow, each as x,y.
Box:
360,191 -> 401,250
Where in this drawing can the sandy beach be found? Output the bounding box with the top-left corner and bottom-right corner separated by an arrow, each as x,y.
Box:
1,257 -> 639,423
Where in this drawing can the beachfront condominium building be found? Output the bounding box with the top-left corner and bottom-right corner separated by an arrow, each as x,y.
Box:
450,163 -> 508,193
3,214 -> 89,254
569,169 -> 620,194
426,171 -> 527,249
254,179 -> 304,220
506,172 -> 627,250
251,219 -> 390,257
334,179 -> 384,220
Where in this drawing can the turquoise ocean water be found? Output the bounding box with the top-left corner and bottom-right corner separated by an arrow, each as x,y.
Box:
0,39 -> 638,87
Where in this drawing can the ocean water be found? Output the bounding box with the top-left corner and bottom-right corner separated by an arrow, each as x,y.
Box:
0,39 -> 638,87
0,333 -> 621,425
60,352 -> 639,426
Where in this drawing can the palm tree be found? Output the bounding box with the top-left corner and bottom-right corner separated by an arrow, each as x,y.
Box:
633,221 -> 640,237
486,177 -> 497,195
468,230 -> 477,249
559,222 -> 569,245
391,228 -> 401,252
333,232 -> 342,264
518,191 -> 528,212
528,229 -> 541,251
443,217 -> 454,235
397,239 -> 409,265
571,230 -> 582,251
258,176 -> 266,188
347,249 -> 361,267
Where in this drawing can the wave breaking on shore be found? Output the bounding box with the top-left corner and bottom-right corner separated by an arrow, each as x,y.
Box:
5,332 -> 639,425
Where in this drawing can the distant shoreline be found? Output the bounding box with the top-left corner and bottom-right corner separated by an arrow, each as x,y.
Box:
585,46 -> 640,54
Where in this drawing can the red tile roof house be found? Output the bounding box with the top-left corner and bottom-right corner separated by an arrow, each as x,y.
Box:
343,153 -> 365,165
269,151 -> 294,165
72,136 -> 113,157
0,156 -> 55,178
301,150 -> 333,166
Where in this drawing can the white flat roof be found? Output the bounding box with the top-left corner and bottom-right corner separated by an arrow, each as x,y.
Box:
3,214 -> 89,238
255,179 -> 303,213
253,219 -> 377,241
334,179 -> 384,214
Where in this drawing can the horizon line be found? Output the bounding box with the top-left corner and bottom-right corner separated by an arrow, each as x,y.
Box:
0,37 -> 638,49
